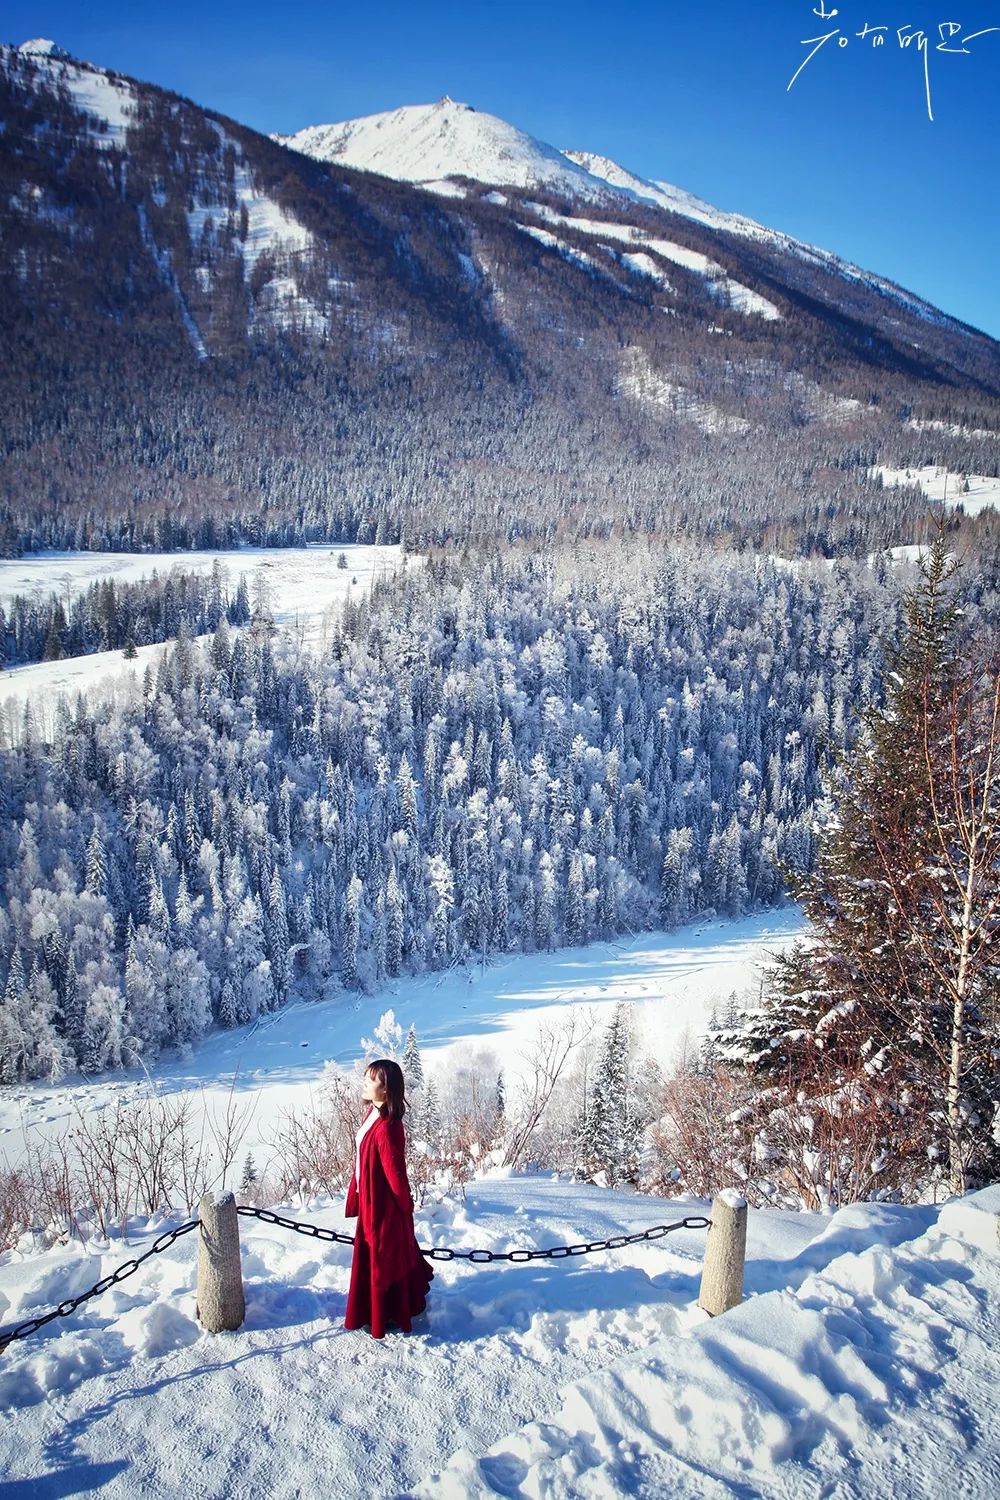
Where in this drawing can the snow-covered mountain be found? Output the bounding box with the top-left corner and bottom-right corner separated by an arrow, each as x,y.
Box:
278,99 -> 778,237
279,97 -> 967,335
275,96 -> 613,201
3,37 -> 1000,558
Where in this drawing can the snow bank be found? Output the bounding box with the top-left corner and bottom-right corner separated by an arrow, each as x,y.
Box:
2,1181 -> 997,1496
417,1187 -> 1000,1498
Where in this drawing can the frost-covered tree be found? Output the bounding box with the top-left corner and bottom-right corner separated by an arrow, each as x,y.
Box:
402,1023 -> 424,1090
0,539 -> 950,1085
386,865 -> 405,977
361,1008 -> 403,1060
580,1003 -> 636,1187
341,875 -> 363,989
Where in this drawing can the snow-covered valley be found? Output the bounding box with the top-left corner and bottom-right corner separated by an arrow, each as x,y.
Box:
0,910 -> 803,1173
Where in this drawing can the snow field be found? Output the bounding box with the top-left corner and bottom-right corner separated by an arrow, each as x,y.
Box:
871,464 -> 1000,517
525,205 -> 782,320
416,1188 -> 1000,1499
2,1179 -> 998,1498
0,1178 -> 729,1495
0,543 -> 411,733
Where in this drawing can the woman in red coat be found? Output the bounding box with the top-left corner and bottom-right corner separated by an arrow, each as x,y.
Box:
344,1057 -> 433,1338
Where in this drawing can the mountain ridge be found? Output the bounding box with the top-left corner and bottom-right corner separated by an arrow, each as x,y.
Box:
1,36 -> 999,558
277,95 -> 974,339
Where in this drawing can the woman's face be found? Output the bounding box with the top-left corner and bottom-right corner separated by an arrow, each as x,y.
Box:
362,1067 -> 387,1106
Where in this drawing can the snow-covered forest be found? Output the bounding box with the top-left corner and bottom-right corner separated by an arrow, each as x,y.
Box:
0,541 -> 927,1083
0,560 -> 252,666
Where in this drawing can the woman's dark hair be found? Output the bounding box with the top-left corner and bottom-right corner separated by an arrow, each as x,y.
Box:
368,1058 -> 406,1120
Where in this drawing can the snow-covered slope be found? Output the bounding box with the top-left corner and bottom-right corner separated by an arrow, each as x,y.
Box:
5,39 -> 322,338
568,150 -> 969,333
15,37 -> 136,147
2,1178 -> 998,1497
279,96 -> 969,335
276,97 -> 612,201
564,147 -> 781,241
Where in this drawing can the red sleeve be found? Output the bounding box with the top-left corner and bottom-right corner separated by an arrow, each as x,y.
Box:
376,1118 -> 414,1216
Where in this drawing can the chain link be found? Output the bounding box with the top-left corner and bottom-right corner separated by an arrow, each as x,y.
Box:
237,1206 -> 356,1246
1,1209 -> 711,1356
237,1206 -> 711,1263
0,1220 -> 200,1355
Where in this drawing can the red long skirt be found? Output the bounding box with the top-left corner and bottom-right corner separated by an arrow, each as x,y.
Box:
344,1225 -> 434,1339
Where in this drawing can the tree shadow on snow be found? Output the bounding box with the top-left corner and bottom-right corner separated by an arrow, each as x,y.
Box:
2,1460 -> 130,1497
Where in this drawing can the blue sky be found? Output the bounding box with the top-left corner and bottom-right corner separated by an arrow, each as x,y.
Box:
5,1 -> 999,337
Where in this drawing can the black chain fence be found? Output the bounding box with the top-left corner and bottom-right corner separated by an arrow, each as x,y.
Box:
0,1219 -> 200,1353
239,1206 -> 712,1261
0,1207 -> 711,1354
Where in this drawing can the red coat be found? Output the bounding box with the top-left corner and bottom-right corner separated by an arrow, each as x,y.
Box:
345,1111 -> 422,1291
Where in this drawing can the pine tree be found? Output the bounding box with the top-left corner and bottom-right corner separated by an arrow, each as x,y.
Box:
566,850 -> 586,945
581,1003 -> 636,1187
266,869 -> 291,1000
421,1076 -> 442,1146
397,754 -> 419,839
426,855 -> 453,963
386,865 -> 404,977
723,534 -> 1000,1197
402,1023 -> 424,1089
63,951 -> 85,1063
239,1152 -> 259,1198
0,951 -> 26,1084
342,874 -> 362,988
175,869 -> 195,936
85,824 -> 107,896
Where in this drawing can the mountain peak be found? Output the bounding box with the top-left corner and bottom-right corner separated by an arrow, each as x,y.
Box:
276,99 -> 615,200
18,38 -> 71,60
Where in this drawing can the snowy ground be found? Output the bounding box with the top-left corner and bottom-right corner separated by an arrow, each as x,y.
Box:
0,543 -> 410,735
0,910 -> 803,1175
871,464 -> 1000,517
1,1174 -> 998,1498
5,906 -> 998,1497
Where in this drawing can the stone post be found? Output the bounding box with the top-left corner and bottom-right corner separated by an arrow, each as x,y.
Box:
698,1190 -> 748,1317
197,1191 -> 245,1332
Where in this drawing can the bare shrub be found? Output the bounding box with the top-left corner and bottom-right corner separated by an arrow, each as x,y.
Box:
265,1066 -> 362,1201
747,1072 -> 925,1210
0,1166 -> 35,1250
204,1077 -> 257,1194
643,1065 -> 762,1202
503,1009 -> 595,1168
407,1132 -> 474,1207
